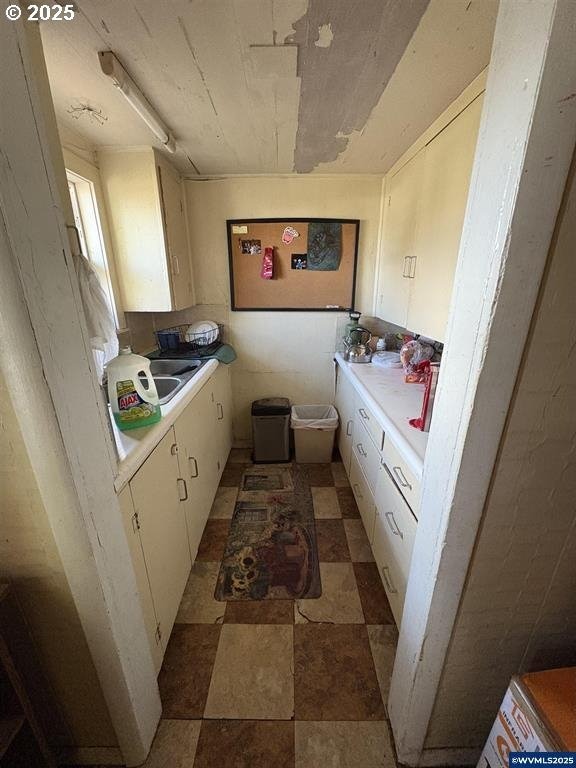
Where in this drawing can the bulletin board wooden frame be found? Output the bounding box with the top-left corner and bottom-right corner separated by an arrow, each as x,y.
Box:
227,218 -> 360,311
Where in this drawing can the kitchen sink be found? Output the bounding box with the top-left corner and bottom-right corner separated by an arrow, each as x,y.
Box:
146,375 -> 186,405
149,359 -> 204,377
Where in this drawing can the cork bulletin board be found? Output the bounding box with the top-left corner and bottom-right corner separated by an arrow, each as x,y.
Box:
227,218 -> 360,311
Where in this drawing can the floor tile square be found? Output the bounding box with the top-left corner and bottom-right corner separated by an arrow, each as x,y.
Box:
204,624 -> 294,719
344,519 -> 375,562
224,600 -> 294,624
228,447 -> 253,463
367,625 -> 399,707
336,487 -> 360,518
194,720 -> 294,768
197,520 -> 230,561
294,624 -> 385,720
176,562 -> 225,624
220,463 -> 249,487
295,721 -> 394,767
316,519 -> 351,561
295,563 -> 363,624
312,487 -> 341,519
142,719 -> 201,768
331,462 -> 351,487
301,463 -> 335,487
158,624 -> 221,718
354,564 -> 395,625
209,487 -> 238,519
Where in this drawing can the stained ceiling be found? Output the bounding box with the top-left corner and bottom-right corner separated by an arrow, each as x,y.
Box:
40,0 -> 498,176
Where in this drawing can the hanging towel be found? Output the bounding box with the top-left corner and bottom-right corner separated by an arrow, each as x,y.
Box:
73,251 -> 118,382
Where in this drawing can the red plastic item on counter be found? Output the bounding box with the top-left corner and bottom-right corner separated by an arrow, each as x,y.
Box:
409,362 -> 440,432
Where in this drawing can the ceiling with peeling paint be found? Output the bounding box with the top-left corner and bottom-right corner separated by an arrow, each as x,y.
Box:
41,0 -> 498,176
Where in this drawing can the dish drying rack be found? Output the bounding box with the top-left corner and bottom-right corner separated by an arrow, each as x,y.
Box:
155,323 -> 224,354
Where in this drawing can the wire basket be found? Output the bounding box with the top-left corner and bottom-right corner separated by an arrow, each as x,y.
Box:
155,323 -> 224,353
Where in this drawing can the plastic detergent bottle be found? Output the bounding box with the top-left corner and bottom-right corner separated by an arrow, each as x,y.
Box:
107,347 -> 161,431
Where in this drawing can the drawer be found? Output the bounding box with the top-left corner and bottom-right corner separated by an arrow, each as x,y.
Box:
374,461 -> 417,582
354,393 -> 385,452
381,437 -> 421,515
349,452 -> 377,544
372,510 -> 407,627
352,418 -> 380,493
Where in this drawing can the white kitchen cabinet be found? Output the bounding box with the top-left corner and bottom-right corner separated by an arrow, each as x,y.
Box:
376,148 -> 425,329
118,485 -> 164,673
211,363 -> 233,475
173,381 -> 220,560
376,92 -> 483,342
408,95 -> 484,340
129,428 -> 191,653
99,148 -> 194,312
349,452 -> 377,545
335,369 -> 356,471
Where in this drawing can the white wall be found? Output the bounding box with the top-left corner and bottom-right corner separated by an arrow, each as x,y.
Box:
184,175 -> 382,440
424,153 -> 576,750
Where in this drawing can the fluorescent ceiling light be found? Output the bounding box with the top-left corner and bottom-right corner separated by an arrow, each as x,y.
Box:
98,51 -> 176,154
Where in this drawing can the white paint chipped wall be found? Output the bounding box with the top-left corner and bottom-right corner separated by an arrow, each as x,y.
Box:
0,370 -> 117,750
423,154 -> 576,753
183,175 -> 382,440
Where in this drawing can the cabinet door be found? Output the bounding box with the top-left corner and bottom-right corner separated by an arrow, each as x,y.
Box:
118,486 -> 163,673
174,382 -> 220,560
211,364 -> 233,476
376,149 -> 425,328
408,95 -> 483,341
157,159 -> 195,311
129,428 -> 191,650
334,371 -> 355,472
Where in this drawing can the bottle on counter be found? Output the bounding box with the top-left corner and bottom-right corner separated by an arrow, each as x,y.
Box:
107,347 -> 161,431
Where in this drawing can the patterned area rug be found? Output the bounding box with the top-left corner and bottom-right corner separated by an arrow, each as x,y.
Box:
215,464 -> 321,601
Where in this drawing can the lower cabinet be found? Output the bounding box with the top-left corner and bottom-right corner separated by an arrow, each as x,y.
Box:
119,485 -> 164,674
117,363 -> 233,670
373,460 -> 418,626
335,369 -> 355,472
211,363 -> 233,475
174,381 -> 220,561
129,428 -> 191,664
338,367 -> 421,629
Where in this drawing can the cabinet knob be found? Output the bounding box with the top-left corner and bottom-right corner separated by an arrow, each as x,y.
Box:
382,566 -> 398,594
189,456 -> 199,479
170,443 -> 179,455
177,477 -> 188,501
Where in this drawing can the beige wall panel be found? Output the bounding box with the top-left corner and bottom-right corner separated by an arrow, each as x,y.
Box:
425,155 -> 576,750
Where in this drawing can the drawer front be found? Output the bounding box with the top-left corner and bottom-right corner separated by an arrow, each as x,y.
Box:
354,393 -> 385,452
381,437 -> 421,514
372,524 -> 405,627
349,452 -> 377,544
374,461 -> 417,582
352,418 -> 380,493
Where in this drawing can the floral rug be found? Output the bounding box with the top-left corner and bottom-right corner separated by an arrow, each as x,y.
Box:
215,464 -> 321,601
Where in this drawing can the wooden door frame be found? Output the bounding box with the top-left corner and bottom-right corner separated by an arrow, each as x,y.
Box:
388,1 -> 576,764
0,19 -> 161,766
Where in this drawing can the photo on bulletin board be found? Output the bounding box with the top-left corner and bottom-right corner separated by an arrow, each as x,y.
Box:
227,218 -> 360,311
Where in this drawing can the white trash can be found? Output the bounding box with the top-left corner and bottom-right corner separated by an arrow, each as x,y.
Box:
291,405 -> 339,463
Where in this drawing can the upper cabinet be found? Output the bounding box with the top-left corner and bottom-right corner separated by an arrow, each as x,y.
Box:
375,84 -> 484,342
99,148 -> 195,312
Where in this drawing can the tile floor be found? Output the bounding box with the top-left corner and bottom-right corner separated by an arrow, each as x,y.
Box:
146,448 -> 399,767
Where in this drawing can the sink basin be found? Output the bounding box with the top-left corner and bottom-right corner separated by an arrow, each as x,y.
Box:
149,359 -> 204,376
146,376 -> 186,405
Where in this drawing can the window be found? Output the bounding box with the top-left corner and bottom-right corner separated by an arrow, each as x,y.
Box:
66,169 -> 120,328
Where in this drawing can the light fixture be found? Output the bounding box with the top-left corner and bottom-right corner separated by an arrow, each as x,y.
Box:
98,51 -> 176,153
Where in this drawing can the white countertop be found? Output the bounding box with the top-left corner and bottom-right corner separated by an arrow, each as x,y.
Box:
112,359 -> 219,492
335,352 -> 428,478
